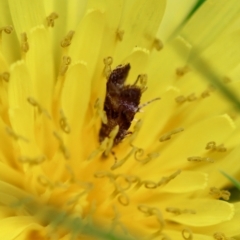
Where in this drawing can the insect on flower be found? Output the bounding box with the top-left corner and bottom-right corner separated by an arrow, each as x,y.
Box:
99,59 -> 159,147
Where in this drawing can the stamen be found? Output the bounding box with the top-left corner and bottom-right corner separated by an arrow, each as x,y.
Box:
87,138 -> 108,160
187,156 -> 214,163
21,32 -> 29,53
134,147 -> 160,164
133,74 -> 148,92
201,89 -> 211,98
19,155 -> 45,165
153,38 -> 163,51
187,93 -> 197,102
103,56 -> 113,79
205,141 -> 227,152
27,97 -> 51,118
175,95 -> 186,103
128,120 -> 142,143
138,97 -> 160,110
94,98 -> 107,124
138,205 -> 165,232
60,56 -> 71,76
166,207 -> 196,215
0,25 -> 13,34
158,170 -> 181,187
38,175 -> 55,189
46,12 -> 59,27
182,228 -> 193,240
53,131 -> 70,159
0,72 -> 10,82
103,125 -> 119,157
61,30 -> 75,48
111,181 -> 130,206
5,127 -> 29,142
209,187 -> 230,201
59,109 -> 71,134
160,127 -> 184,142
111,146 -> 136,170
176,66 -> 189,77
223,76 -> 231,84
213,232 -> 235,240
116,29 -> 124,41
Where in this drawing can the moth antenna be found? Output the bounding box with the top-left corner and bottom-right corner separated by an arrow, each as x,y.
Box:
138,97 -> 160,110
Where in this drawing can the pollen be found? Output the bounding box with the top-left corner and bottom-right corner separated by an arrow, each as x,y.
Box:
21,32 -> 29,53
116,29 -> 124,41
59,56 -> 71,75
60,30 -> 75,48
46,12 -> 59,27
160,127 -> 184,142
209,187 -> 231,200
188,156 -> 214,163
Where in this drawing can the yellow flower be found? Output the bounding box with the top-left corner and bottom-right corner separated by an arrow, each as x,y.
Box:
1,0 -> 240,239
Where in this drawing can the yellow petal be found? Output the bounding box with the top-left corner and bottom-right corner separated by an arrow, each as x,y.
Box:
181,0 -> 240,50
0,216 -> 42,240
68,9 -> 105,79
115,0 -> 166,61
167,199 -> 234,226
162,171 -> 208,193
8,61 -> 40,157
26,26 -> 54,111
8,0 -> 45,38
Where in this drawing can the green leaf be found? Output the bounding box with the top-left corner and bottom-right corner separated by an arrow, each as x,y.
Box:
221,171 -> 240,191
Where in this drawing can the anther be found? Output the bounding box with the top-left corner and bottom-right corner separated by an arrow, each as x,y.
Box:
87,138 -> 108,160
103,56 -> 113,78
206,141 -> 227,152
166,207 -> 196,215
160,127 -> 184,142
153,38 -> 163,51
187,93 -> 197,102
182,228 -> 193,240
128,120 -> 142,143
223,76 -> 231,84
5,127 -> 29,142
213,232 -> 234,240
46,12 -> 59,27
61,30 -> 75,48
103,125 -> 119,157
116,29 -> 124,41
0,72 -> 10,82
209,187 -> 230,201
27,97 -> 50,118
19,155 -> 45,165
59,109 -> 71,134
138,205 -> 165,232
158,170 -> 181,186
175,95 -> 186,103
21,32 -> 29,53
201,89 -> 211,98
94,98 -> 108,124
60,56 -> 71,75
38,175 -> 54,189
133,74 -> 148,92
187,156 -> 214,163
0,25 -> 13,34
111,146 -> 136,170
53,131 -> 70,159
134,147 -> 159,164
176,66 -> 189,77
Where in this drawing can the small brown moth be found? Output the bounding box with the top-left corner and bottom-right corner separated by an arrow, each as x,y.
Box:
99,63 -> 143,146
